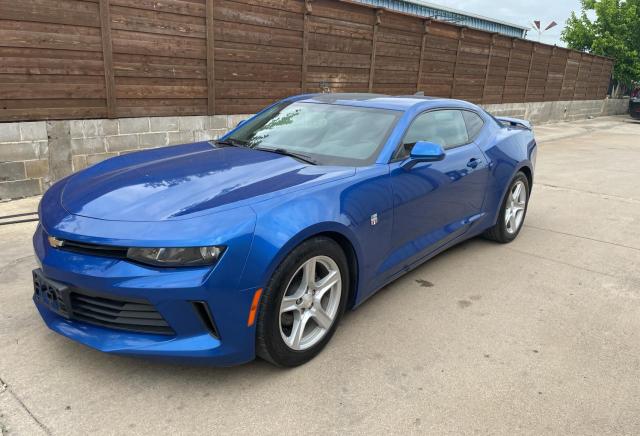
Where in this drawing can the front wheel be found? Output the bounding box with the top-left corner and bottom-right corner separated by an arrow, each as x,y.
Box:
483,171 -> 530,243
256,237 -> 349,367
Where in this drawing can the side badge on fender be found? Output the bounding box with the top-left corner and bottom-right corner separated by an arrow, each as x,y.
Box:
370,213 -> 378,226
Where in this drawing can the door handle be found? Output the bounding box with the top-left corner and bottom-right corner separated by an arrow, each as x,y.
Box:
467,158 -> 480,169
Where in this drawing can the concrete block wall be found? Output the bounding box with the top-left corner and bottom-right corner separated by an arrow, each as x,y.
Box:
0,122 -> 49,199
483,98 -> 629,125
68,115 -> 249,173
0,114 -> 250,200
0,99 -> 630,200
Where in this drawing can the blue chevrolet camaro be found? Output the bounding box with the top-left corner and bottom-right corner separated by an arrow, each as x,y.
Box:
33,93 -> 536,367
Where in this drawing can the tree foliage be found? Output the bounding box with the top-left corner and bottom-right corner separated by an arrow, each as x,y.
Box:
562,0 -> 640,87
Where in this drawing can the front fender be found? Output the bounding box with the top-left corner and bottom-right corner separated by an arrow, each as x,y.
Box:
239,198 -> 364,292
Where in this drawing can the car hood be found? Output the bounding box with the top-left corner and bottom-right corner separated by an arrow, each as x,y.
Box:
61,142 -> 355,222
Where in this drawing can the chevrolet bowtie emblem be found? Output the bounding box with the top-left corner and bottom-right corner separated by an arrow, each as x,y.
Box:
48,236 -> 65,248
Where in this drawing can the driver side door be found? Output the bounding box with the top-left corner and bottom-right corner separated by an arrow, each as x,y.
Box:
382,109 -> 489,278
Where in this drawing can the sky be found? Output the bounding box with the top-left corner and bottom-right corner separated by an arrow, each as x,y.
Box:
437,0 -> 585,46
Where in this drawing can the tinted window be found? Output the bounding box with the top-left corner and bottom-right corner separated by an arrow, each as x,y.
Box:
397,110 -> 469,159
462,111 -> 485,141
228,102 -> 401,166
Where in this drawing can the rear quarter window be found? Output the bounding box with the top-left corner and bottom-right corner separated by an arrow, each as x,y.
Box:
462,111 -> 485,141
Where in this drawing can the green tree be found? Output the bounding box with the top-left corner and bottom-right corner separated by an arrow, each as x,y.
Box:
562,0 -> 640,89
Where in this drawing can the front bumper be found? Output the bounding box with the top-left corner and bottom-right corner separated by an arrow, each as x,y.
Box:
33,225 -> 258,366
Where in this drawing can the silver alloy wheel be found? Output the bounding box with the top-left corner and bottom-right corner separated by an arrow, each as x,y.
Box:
505,180 -> 527,234
279,255 -> 341,351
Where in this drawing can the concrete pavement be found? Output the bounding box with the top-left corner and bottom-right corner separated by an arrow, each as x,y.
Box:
1,116 -> 639,435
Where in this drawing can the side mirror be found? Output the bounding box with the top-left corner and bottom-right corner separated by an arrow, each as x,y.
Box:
402,141 -> 446,170
236,119 -> 248,128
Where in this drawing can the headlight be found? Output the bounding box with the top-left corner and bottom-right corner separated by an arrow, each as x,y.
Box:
127,246 -> 225,267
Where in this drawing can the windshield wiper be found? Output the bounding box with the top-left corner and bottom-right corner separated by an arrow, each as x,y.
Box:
212,138 -> 247,148
254,147 -> 318,165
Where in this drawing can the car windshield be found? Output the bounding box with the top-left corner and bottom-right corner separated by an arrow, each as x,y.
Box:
225,102 -> 401,166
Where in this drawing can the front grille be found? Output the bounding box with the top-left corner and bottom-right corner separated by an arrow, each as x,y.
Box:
58,240 -> 128,259
69,292 -> 174,335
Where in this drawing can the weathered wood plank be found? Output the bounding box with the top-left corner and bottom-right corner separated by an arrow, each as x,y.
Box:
308,49 -> 370,69
309,32 -> 372,55
306,65 -> 369,84
216,81 -> 301,99
0,47 -> 104,76
111,29 -> 207,59
0,83 -> 106,99
113,53 -> 206,79
217,61 -> 301,82
110,5 -> 206,38
109,0 -> 205,17
0,0 -> 100,27
118,98 -> 207,117
214,20 -> 301,48
214,0 -> 303,32
0,20 -> 103,52
217,41 -> 302,65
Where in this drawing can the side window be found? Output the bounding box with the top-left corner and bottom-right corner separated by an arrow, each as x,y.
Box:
396,110 -> 469,159
462,111 -> 485,141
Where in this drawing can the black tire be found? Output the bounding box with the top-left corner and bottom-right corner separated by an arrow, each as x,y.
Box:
483,171 -> 530,243
255,236 -> 349,367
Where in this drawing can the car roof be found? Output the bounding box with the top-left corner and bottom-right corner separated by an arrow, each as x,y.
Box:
293,93 -> 477,112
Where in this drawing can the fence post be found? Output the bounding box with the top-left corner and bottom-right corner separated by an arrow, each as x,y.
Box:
99,0 -> 116,118
368,9 -> 383,93
206,0 -> 216,115
416,19 -> 431,93
524,43 -> 535,102
546,46 -> 556,100
502,38 -> 516,103
560,49 -> 570,101
597,58 -> 606,99
574,53 -> 585,100
450,27 -> 465,98
301,0 -> 312,93
481,33 -> 497,103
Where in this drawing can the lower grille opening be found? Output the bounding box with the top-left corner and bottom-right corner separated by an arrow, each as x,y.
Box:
70,292 -> 174,336
192,301 -> 219,338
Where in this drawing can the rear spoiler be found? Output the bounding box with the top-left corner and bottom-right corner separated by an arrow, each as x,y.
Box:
495,116 -> 532,130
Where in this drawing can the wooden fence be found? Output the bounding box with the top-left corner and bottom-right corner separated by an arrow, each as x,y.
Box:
0,0 -> 614,122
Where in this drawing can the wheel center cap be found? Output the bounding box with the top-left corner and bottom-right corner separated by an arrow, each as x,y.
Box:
300,293 -> 313,309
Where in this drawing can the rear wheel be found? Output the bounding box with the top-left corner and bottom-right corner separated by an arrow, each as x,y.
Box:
484,172 -> 530,243
256,237 -> 348,367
